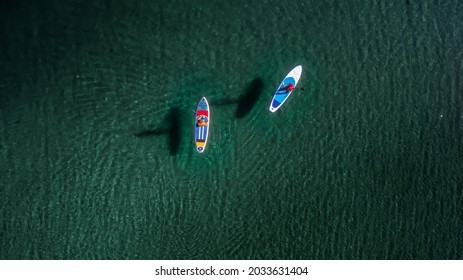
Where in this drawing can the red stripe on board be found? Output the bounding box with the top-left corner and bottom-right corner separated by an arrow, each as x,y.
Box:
196,110 -> 209,117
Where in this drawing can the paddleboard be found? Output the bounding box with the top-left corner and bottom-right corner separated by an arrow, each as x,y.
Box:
194,97 -> 210,153
269,65 -> 302,112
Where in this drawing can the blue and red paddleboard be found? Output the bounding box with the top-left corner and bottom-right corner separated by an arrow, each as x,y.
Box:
194,97 -> 210,153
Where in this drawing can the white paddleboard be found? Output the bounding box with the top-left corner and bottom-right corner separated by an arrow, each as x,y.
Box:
269,65 -> 302,112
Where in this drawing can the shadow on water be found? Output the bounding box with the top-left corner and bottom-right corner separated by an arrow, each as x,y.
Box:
0,0 -> 21,15
134,107 -> 183,156
211,78 -> 264,119
167,107 -> 182,156
134,128 -> 168,137
235,78 -> 264,118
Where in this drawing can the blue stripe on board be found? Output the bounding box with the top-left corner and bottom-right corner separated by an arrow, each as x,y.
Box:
272,98 -> 282,108
195,126 -> 208,140
274,91 -> 288,103
195,126 -> 201,140
202,126 -> 208,139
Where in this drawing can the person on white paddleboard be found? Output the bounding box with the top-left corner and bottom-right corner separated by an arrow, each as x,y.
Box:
281,83 -> 295,92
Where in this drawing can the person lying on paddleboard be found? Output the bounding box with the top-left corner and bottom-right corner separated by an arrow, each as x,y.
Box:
281,83 -> 295,92
196,115 -> 208,127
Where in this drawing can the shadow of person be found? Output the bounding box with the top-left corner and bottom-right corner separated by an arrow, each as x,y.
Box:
134,107 -> 183,156
235,78 -> 264,118
166,107 -> 182,156
210,78 -> 265,118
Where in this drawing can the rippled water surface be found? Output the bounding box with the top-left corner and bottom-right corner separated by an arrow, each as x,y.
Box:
1,0 -> 462,259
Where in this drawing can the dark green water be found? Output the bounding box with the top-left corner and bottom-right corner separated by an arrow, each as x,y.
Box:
1,0 -> 462,259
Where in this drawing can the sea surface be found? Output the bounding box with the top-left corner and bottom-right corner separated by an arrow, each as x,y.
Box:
1,0 -> 462,259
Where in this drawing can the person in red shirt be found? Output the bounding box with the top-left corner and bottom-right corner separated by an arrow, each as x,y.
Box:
282,83 -> 295,92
